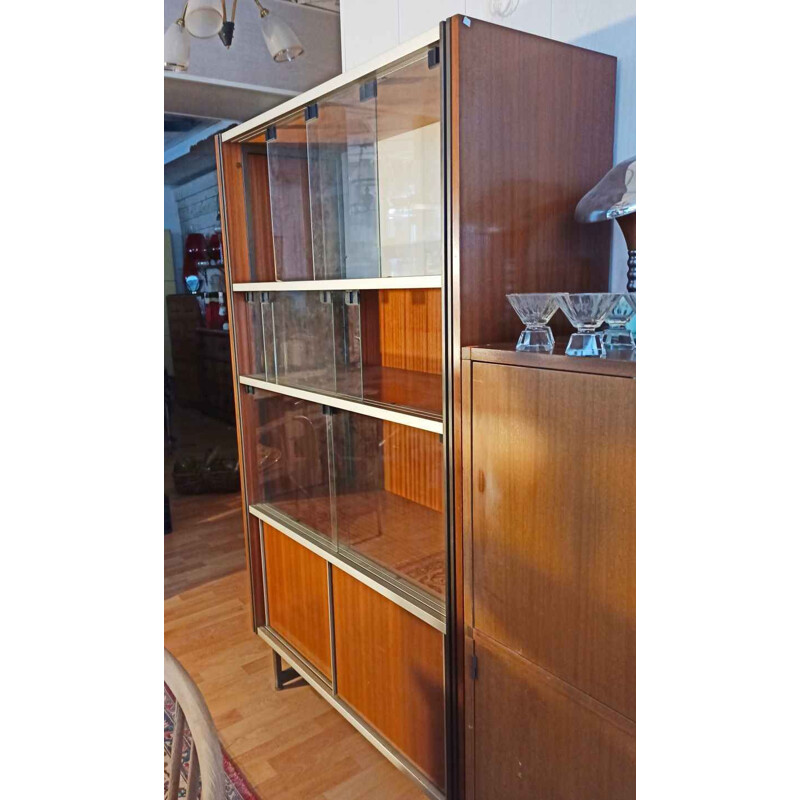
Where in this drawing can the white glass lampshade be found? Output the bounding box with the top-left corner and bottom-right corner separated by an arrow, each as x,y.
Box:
261,12 -> 304,62
164,21 -> 190,72
185,0 -> 224,38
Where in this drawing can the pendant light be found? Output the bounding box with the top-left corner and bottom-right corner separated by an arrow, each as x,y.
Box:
185,0 -> 224,38
255,0 -> 304,62
164,13 -> 191,72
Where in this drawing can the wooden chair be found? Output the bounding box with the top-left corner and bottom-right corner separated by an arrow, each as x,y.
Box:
164,648 -> 226,800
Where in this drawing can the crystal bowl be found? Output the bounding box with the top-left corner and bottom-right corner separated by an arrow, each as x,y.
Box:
557,293 -> 620,357
603,293 -> 636,354
506,293 -> 563,353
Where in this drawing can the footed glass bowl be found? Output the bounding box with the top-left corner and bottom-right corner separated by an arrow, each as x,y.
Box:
602,293 -> 636,355
557,293 -> 620,357
506,293 -> 563,353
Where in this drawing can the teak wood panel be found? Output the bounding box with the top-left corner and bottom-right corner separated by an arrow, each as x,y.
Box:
468,631 -> 635,800
263,523 -> 332,679
359,289 -> 442,375
383,421 -> 443,512
470,362 -> 635,719
331,567 -> 446,790
378,289 -> 442,374
450,16 -> 616,349
242,148 -> 275,282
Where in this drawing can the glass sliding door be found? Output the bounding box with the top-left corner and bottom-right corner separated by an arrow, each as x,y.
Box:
306,82 -> 381,279
267,111 -> 314,281
376,52 -> 442,277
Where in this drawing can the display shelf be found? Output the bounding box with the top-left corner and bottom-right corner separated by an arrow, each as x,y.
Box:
239,374 -> 443,433
232,275 -> 442,292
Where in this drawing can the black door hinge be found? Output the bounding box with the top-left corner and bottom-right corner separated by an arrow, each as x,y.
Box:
470,654 -> 478,680
304,103 -> 319,121
428,45 -> 440,69
359,79 -> 377,102
266,125 -> 277,142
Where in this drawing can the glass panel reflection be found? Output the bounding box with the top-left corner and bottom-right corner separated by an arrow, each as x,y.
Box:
376,53 -> 442,277
307,83 -> 381,279
332,412 -> 444,601
242,389 -> 334,543
268,291 -> 363,400
267,112 -> 314,281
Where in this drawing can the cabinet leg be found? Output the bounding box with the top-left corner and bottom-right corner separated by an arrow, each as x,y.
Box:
273,650 -> 301,690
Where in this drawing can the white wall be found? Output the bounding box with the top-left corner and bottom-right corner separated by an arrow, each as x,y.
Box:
339,0 -> 635,289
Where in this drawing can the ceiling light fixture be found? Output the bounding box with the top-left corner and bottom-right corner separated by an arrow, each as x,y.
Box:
255,0 -> 304,62
164,7 -> 191,72
165,0 -> 317,72
185,0 -> 224,38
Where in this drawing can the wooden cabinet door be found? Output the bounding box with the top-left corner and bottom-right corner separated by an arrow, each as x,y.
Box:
263,523 -> 332,680
469,632 -> 635,800
332,567 -> 446,790
470,362 -> 635,719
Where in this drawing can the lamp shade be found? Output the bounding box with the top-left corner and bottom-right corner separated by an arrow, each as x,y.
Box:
164,21 -> 190,72
261,12 -> 304,62
185,0 -> 224,38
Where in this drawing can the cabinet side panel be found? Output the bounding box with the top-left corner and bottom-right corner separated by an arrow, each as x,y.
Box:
264,523 -> 332,679
451,17 -> 616,346
219,141 -> 253,284
216,138 -> 263,629
471,362 -> 635,719
332,567 -> 446,790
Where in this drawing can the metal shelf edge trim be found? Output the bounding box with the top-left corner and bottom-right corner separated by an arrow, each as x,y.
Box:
232,275 -> 442,292
238,375 -> 444,434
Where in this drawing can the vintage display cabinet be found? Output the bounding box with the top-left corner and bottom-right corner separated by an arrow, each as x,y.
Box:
216,16 -> 616,799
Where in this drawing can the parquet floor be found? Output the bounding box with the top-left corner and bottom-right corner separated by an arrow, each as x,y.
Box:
164,494 -> 427,799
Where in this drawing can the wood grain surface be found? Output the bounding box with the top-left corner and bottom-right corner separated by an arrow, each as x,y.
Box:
468,631 -> 635,800
332,567 -> 446,790
263,522 -> 333,679
470,361 -> 635,719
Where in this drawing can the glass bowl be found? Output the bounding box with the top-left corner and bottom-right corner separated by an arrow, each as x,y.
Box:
557,293 -> 620,357
506,293 -> 563,353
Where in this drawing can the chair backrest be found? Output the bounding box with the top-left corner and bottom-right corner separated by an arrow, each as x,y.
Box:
164,648 -> 226,800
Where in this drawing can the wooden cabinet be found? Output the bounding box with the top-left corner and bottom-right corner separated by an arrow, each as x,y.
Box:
264,523 -> 332,680
463,346 -> 636,798
217,16 -> 617,799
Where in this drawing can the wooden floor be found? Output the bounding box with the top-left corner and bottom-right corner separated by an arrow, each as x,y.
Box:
165,495 -> 427,799
165,492 -> 246,598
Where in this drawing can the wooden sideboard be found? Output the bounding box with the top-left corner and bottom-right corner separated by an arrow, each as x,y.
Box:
461,343 -> 635,799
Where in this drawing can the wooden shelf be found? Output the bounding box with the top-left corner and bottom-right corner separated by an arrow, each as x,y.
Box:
232,275 -> 442,293
238,374 -> 443,433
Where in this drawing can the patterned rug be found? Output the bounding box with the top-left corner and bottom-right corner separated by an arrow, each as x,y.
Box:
164,685 -> 259,800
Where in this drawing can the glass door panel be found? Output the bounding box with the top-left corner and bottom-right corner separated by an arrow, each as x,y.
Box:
232,293 -> 274,380
267,112 -> 314,281
269,291 -> 363,400
306,84 -> 381,279
271,291 -> 336,393
331,412 -> 445,601
376,53 -> 442,277
241,388 -> 334,543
